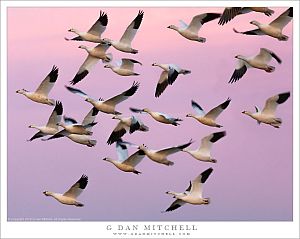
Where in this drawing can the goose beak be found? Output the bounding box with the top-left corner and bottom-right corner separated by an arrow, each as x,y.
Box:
102,158 -> 107,161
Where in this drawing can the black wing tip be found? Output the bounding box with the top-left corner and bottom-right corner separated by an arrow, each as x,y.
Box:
124,81 -> 140,96
210,131 -> 226,143
49,65 -> 59,82
54,101 -> 63,115
92,107 -> 99,116
78,174 -> 88,189
228,65 -> 247,84
191,100 -> 204,110
220,98 -> 231,109
70,70 -> 89,85
133,10 -> 144,29
270,52 -> 282,64
178,140 -> 193,150
99,10 -> 108,26
277,92 -> 290,104
287,7 -> 293,17
200,167 -> 213,183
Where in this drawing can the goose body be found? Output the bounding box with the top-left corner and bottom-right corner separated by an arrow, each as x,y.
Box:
218,7 -> 274,25
107,115 -> 148,145
152,63 -> 191,97
103,10 -> 144,54
167,13 -> 221,42
70,42 -> 112,85
138,140 -> 193,166
16,66 -> 58,106
103,140 -> 145,174
45,107 -> 99,144
130,107 -> 182,126
242,92 -> 290,128
186,98 -> 231,128
66,82 -> 140,115
104,58 -> 142,76
229,48 -> 282,83
65,11 -> 108,43
233,8 -> 293,41
43,175 -> 88,207
164,168 -> 213,212
183,131 -> 226,163
28,101 -> 63,141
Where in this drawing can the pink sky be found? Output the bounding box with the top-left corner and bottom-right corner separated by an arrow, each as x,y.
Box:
7,7 -> 293,221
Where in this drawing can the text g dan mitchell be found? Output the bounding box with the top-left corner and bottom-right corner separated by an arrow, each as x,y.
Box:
106,224 -> 198,231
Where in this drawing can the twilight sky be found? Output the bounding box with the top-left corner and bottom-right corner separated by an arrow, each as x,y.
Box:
7,7 -> 293,221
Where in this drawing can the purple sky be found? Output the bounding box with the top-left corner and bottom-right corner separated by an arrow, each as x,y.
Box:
7,7 -> 293,221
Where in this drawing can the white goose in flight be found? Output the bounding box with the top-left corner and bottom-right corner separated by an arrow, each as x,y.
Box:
28,101 -> 63,141
152,63 -> 191,97
183,131 -> 226,163
138,140 -> 193,166
186,98 -> 231,128
16,66 -> 58,106
43,174 -> 88,207
229,48 -> 282,84
107,115 -> 149,145
65,11 -> 108,43
103,10 -> 144,54
130,107 -> 182,126
104,58 -> 142,76
67,107 -> 99,147
103,140 -> 146,174
218,7 -> 274,25
242,92 -> 290,128
66,81 -> 140,115
233,7 -> 293,41
167,13 -> 221,42
44,107 -> 99,146
70,42 -> 112,85
163,168 -> 213,212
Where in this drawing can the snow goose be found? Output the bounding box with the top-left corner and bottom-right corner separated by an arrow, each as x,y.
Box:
167,13 -> 221,42
28,101 -> 63,141
104,58 -> 142,76
163,168 -> 213,212
138,140 -> 193,166
218,7 -> 274,25
65,10 -> 108,43
183,131 -> 226,163
233,7 -> 293,41
242,92 -> 290,128
66,82 -> 140,115
186,98 -> 231,128
107,115 -> 149,145
43,174 -> 88,207
130,107 -> 182,126
152,63 -> 191,97
16,66 -> 58,106
102,10 -> 144,54
70,42 -> 112,85
103,140 -> 145,174
229,48 -> 282,84
45,107 -> 99,146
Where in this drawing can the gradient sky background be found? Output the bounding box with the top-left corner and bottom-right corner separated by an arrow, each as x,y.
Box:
7,7 -> 293,221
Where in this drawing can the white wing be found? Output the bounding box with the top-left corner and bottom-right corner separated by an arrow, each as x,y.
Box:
119,10 -> 144,45
187,13 -> 221,33
269,7 -> 293,30
120,58 -> 142,70
35,66 -> 59,95
63,175 -> 88,199
87,10 -> 108,36
70,55 -> 99,85
262,92 -> 290,116
104,81 -> 140,107
191,100 -> 205,116
205,98 -> 231,120
190,168 -> 213,197
116,140 -> 129,162
253,48 -> 281,64
46,101 -> 63,128
198,131 -> 226,154
122,149 -> 145,167
82,107 -> 99,126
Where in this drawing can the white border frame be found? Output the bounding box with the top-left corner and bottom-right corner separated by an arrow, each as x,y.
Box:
1,1 -> 299,238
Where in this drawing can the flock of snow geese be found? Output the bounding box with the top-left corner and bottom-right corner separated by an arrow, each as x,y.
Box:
16,7 -> 293,212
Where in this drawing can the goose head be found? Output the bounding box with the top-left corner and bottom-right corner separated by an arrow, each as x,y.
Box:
151,63 -> 158,66
78,45 -> 88,49
138,144 -> 148,151
104,64 -> 113,69
16,89 -> 28,94
112,115 -> 121,120
167,25 -> 178,31
250,20 -> 260,26
186,113 -> 193,117
242,110 -> 252,116
43,191 -> 51,196
142,108 -> 150,113
68,28 -> 78,33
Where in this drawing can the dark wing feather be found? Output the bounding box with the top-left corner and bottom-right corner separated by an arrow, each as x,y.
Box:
28,132 -> 46,141
70,70 -> 89,85
228,64 -> 247,83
